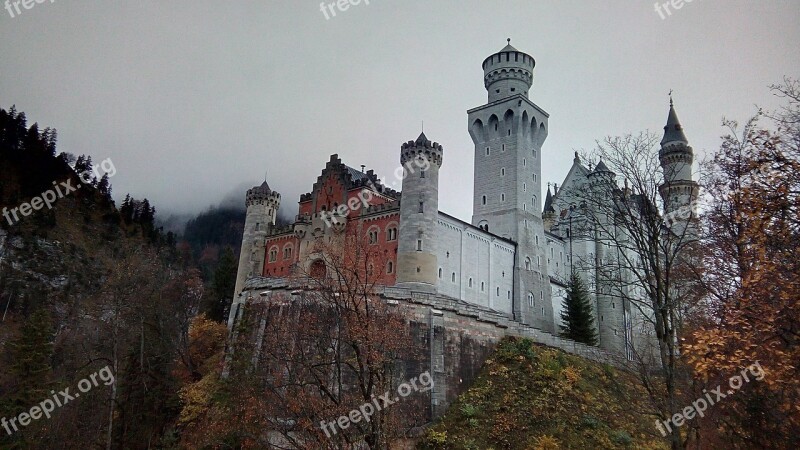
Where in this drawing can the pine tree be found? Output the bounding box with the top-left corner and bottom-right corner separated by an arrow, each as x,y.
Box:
560,270 -> 598,346
206,248 -> 237,322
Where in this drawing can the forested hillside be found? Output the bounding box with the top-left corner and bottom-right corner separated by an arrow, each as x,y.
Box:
0,106 -> 229,449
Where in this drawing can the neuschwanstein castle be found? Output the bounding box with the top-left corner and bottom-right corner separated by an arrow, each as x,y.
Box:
227,41 -> 697,359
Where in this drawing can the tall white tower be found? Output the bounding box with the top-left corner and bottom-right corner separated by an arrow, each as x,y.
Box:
658,99 -> 699,237
467,40 -> 553,330
396,133 -> 443,292
233,181 -> 281,299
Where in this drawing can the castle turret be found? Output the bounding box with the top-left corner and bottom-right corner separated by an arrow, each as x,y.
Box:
542,185 -> 556,231
658,99 -> 699,236
483,39 -> 535,103
395,133 -> 443,292
233,181 -> 281,300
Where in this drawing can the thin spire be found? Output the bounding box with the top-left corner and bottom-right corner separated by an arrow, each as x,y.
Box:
669,89 -> 673,107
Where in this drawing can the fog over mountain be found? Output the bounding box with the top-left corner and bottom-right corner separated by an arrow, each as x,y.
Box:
1,1 -> 798,223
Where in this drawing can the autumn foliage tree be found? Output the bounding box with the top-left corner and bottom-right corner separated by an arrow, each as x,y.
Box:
683,78 -> 800,448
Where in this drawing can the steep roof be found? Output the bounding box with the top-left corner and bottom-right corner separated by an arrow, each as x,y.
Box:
661,104 -> 688,145
543,186 -> 555,213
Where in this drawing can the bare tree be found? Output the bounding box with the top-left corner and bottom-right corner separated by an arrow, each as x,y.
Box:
224,231 -> 423,449
560,132 -> 702,449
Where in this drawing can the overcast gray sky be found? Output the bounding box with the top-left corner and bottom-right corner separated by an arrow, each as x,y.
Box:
1,1 -> 798,223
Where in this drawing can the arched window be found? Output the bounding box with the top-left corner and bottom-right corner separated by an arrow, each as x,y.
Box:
501,193 -> 506,202
528,292 -> 534,306
387,261 -> 394,274
368,228 -> 379,244
310,260 -> 326,279
386,227 -> 398,241
268,246 -> 279,263
525,257 -> 531,270
438,268 -> 443,279
481,282 -> 485,292
496,287 -> 500,296
469,278 -> 473,288
451,272 -> 456,282
482,195 -> 487,205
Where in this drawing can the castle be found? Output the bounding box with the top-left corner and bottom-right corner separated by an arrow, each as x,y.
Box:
227,41 -> 697,359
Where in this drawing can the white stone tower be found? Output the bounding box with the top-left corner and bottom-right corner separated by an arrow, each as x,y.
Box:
658,99 -> 699,237
587,161 -> 627,354
467,40 -> 553,331
396,133 -> 443,292
233,181 -> 281,298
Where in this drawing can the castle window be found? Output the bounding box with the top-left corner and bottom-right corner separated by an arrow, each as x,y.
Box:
511,87 -> 516,92
508,129 -> 511,136
269,247 -> 278,263
451,272 -> 456,282
283,246 -> 293,260
541,291 -> 543,299
523,158 -> 526,167
419,202 -> 424,213
532,195 -> 537,208
532,149 -> 536,157
495,90 -> 500,95
502,144 -> 505,151
368,229 -> 378,244
523,183 -> 527,192
438,268 -> 443,279
469,278 -> 473,288
612,302 -> 615,309
542,308 -> 545,316
387,261 -> 394,274
507,290 -> 511,299
497,287 -> 500,296
501,193 -> 506,202
535,236 -> 539,245
417,240 -> 423,251
525,257 -> 531,270
481,282 -> 485,292
255,223 -> 260,231
523,204 -> 527,211
501,168 -> 505,176
387,227 -> 397,241
482,195 -> 487,205
528,292 -> 534,306
495,123 -> 498,130
486,147 -> 490,156
420,170 -> 425,178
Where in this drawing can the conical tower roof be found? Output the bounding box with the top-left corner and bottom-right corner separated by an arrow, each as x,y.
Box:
543,185 -> 555,213
661,102 -> 689,146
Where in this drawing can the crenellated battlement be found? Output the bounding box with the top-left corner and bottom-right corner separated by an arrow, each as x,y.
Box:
401,133 -> 443,167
